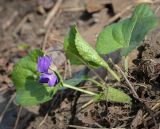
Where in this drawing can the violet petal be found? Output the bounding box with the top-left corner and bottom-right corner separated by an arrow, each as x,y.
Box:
38,56 -> 52,73
39,73 -> 58,87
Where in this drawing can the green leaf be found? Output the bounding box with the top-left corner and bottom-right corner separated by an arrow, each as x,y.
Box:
96,3 -> 157,56
122,4 -> 157,56
64,25 -> 107,67
96,20 -> 128,55
15,80 -> 59,106
64,25 -> 120,81
64,27 -> 82,65
94,86 -> 131,104
12,49 -> 61,106
64,68 -> 88,86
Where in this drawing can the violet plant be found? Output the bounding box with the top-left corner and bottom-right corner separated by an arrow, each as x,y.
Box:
12,3 -> 157,106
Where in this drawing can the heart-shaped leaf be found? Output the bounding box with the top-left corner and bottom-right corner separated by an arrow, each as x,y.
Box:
96,3 -> 157,56
64,25 -> 120,81
64,25 -> 108,67
94,86 -> 131,104
12,49 -> 61,106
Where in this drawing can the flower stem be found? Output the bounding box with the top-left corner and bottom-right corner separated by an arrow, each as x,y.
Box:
102,61 -> 120,82
124,56 -> 128,75
67,51 -> 120,82
63,83 -> 97,96
86,78 -> 105,88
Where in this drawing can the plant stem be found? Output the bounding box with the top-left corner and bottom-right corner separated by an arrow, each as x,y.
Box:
63,83 -> 97,96
87,78 -> 105,88
102,62 -> 120,82
67,51 -> 120,82
124,56 -> 128,75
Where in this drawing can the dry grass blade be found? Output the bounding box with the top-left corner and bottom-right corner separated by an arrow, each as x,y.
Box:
44,0 -> 63,28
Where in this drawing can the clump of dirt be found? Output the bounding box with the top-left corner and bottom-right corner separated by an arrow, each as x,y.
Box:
129,27 -> 160,129
132,27 -> 160,86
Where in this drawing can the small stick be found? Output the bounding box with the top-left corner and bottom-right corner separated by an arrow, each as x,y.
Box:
38,94 -> 62,127
0,86 -> 8,92
143,103 -> 158,128
107,0 -> 156,25
155,5 -> 160,14
62,7 -> 85,12
13,106 -> 23,129
109,58 -> 139,99
106,5 -> 133,25
38,113 -> 49,127
115,64 -> 139,99
13,14 -> 30,37
135,0 -> 152,4
68,125 -> 125,129
143,101 -> 160,118
151,103 -> 160,110
78,99 -> 94,112
42,10 -> 61,51
44,0 -> 63,28
3,11 -> 18,30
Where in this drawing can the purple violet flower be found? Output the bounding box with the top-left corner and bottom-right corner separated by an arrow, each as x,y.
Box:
39,73 -> 58,87
38,56 -> 52,73
38,55 -> 58,87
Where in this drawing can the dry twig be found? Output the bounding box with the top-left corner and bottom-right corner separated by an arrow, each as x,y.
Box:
13,14 -> 31,38
0,86 -> 8,92
143,101 -> 160,119
3,11 -> 18,30
114,64 -> 139,99
13,106 -> 23,129
62,7 -> 85,12
42,0 -> 64,50
78,99 -> 94,112
44,0 -> 63,28
68,125 -> 125,129
42,10 -> 62,51
106,5 -> 133,25
38,113 -> 49,127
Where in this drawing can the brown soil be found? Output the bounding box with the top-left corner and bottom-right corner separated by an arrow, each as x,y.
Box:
0,0 -> 160,129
